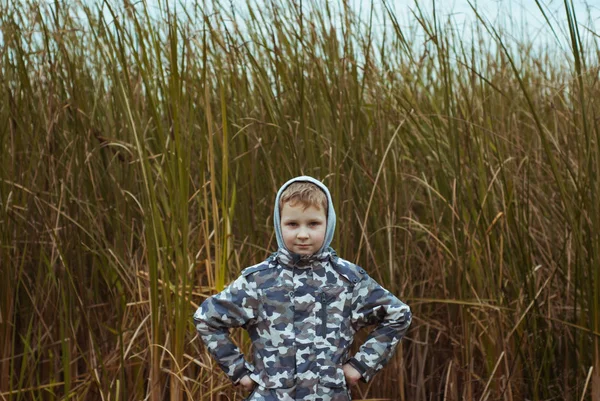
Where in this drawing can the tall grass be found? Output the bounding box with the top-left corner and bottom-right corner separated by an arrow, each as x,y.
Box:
1,0 -> 599,399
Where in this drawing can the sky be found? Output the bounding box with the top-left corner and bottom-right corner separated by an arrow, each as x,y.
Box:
133,0 -> 599,54
6,0 -> 596,62
374,0 -> 599,46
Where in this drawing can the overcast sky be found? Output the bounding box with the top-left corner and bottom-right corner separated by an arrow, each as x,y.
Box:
67,0 -> 598,61
137,0 -> 599,49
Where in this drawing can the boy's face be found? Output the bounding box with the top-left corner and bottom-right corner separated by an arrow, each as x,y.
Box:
280,201 -> 327,255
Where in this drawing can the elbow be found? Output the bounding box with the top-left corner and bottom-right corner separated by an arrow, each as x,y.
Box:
390,302 -> 411,333
398,305 -> 412,334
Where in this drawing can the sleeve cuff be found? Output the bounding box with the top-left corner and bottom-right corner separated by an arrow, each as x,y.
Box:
347,357 -> 369,383
232,366 -> 251,384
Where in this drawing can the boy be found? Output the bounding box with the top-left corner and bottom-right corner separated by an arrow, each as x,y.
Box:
194,176 -> 411,401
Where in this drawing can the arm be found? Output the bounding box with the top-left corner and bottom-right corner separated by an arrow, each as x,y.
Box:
347,275 -> 411,382
193,275 -> 258,383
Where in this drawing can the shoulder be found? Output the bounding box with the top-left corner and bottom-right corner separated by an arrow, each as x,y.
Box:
241,261 -> 270,277
330,253 -> 368,284
241,253 -> 278,278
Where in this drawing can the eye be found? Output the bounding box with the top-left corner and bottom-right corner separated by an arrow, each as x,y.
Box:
309,221 -> 322,227
286,222 -> 298,227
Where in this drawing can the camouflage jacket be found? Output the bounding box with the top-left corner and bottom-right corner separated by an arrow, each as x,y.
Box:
193,248 -> 411,401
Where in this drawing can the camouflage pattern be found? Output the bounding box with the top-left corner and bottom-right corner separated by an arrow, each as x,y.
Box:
242,385 -> 351,401
194,176 -> 411,400
193,248 -> 412,400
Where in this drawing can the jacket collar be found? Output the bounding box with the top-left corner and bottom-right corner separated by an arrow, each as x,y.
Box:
276,247 -> 331,269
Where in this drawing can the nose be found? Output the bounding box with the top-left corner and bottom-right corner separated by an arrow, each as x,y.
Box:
297,227 -> 309,239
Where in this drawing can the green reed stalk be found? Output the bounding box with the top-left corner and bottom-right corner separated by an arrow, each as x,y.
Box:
2,0 -> 599,399
563,1 -> 600,397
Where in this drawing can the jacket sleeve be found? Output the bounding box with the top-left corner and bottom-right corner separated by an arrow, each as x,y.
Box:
193,274 -> 258,383
347,275 -> 411,382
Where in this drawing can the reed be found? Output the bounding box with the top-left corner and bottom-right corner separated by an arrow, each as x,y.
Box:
1,0 -> 598,399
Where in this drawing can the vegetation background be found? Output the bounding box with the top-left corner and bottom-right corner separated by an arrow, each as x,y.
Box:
1,0 -> 599,400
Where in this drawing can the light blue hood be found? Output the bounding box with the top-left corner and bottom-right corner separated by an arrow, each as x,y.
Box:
273,176 -> 336,255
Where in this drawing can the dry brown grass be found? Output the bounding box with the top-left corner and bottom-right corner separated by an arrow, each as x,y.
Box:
1,0 -> 599,400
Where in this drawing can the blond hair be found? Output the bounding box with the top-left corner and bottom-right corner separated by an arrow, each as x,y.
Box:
279,182 -> 328,213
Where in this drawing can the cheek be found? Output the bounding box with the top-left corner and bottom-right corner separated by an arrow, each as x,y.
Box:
282,227 -> 295,241
316,227 -> 327,242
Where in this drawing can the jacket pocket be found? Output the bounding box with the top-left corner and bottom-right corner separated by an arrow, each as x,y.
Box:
252,346 -> 296,389
318,364 -> 347,388
317,285 -> 352,389
258,285 -> 294,348
318,285 -> 347,338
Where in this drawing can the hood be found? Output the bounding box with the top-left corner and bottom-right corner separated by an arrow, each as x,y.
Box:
273,176 -> 336,255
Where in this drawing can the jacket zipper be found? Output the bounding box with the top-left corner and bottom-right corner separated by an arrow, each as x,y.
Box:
320,293 -> 328,337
